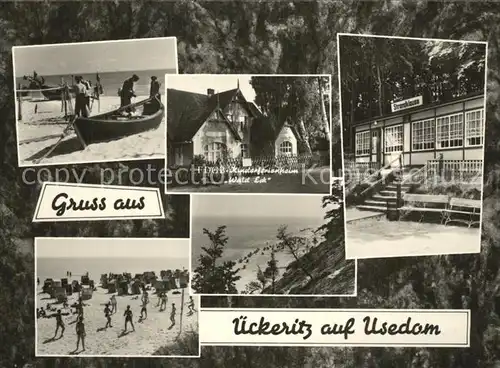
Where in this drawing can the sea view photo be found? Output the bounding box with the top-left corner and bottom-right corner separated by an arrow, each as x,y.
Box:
190,187 -> 356,296
35,237 -> 199,357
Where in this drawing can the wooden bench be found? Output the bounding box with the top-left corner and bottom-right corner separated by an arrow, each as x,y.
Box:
443,197 -> 481,228
398,193 -> 450,222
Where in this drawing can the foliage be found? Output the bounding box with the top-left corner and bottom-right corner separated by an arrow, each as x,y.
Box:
251,75 -> 330,154
275,225 -> 314,281
263,246 -> 280,295
192,226 -> 241,294
338,33 -> 486,152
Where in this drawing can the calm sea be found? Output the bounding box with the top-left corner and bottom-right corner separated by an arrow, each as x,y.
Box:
191,215 -> 326,266
16,69 -> 175,98
36,256 -> 188,281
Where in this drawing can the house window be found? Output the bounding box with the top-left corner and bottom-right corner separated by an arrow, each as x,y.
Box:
412,118 -> 435,151
279,141 -> 293,156
355,131 -> 370,156
437,112 -> 463,149
371,130 -> 379,154
384,125 -> 403,153
204,142 -> 226,162
240,143 -> 249,158
465,109 -> 484,147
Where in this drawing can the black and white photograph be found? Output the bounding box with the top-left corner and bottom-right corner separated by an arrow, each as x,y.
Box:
35,238 -> 199,357
340,34 -> 487,259
165,74 -> 332,194
190,186 -> 355,296
13,37 -> 177,167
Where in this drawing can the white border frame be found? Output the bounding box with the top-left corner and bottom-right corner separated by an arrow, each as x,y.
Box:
338,32 -> 487,259
13,37 -> 178,168
189,193 -> 357,297
199,307 -> 471,348
164,74 -> 333,196
34,236 -> 201,358
32,182 -> 165,222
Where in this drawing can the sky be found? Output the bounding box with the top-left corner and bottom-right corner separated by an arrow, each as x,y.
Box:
166,74 -> 256,102
13,37 -> 177,76
192,195 -> 325,218
36,238 -> 189,259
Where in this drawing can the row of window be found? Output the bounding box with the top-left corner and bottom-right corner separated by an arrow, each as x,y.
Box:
355,109 -> 484,156
202,141 -> 293,161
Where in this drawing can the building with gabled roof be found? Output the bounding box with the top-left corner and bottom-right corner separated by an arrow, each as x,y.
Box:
166,85 -> 299,167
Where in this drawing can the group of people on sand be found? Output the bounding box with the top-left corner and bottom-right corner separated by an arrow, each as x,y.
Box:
37,296 -> 88,353
100,288 -> 196,334
39,283 -> 196,354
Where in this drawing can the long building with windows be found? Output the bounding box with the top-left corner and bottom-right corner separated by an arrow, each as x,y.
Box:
350,91 -> 485,168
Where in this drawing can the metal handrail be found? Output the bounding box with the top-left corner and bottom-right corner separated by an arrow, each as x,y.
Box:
358,154 -> 403,196
401,163 -> 427,185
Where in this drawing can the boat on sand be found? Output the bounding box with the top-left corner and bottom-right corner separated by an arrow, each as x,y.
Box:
73,95 -> 164,145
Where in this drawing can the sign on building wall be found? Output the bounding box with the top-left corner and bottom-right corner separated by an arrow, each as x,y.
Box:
391,96 -> 423,113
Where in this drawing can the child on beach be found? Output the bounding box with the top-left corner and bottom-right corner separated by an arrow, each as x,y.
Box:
187,296 -> 197,314
104,303 -> 112,328
140,301 -> 148,320
110,295 -> 117,314
124,305 -> 135,332
53,309 -> 65,338
170,303 -> 176,326
142,290 -> 149,305
75,317 -> 86,352
160,292 -> 168,312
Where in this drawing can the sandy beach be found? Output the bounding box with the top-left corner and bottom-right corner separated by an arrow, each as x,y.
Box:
227,228 -> 322,293
36,281 -> 198,356
17,95 -> 165,166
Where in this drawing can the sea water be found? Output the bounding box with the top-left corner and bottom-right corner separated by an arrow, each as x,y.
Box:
16,69 -> 176,98
36,256 -> 188,282
191,215 -> 326,266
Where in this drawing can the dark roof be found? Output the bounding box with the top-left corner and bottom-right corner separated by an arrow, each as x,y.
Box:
167,88 -> 249,142
352,91 -> 484,127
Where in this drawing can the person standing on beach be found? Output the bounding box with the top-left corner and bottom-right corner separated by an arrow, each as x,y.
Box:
82,79 -> 92,110
170,303 -> 176,327
75,316 -> 86,352
149,76 -> 160,98
110,295 -> 117,314
140,301 -> 147,320
187,296 -> 197,315
53,309 -> 65,338
104,303 -> 112,328
120,74 -> 139,109
73,76 -> 89,118
124,305 -> 135,332
141,290 -> 149,305
160,292 -> 168,312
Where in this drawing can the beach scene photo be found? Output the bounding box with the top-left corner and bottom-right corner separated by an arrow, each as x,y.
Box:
190,187 -> 355,296
166,74 -> 332,194
13,37 -> 177,166
35,238 -> 199,357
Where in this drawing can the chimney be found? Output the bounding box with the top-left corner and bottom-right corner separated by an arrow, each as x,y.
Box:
207,88 -> 215,97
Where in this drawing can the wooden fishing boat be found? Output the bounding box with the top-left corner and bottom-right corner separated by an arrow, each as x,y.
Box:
73,96 -> 164,145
